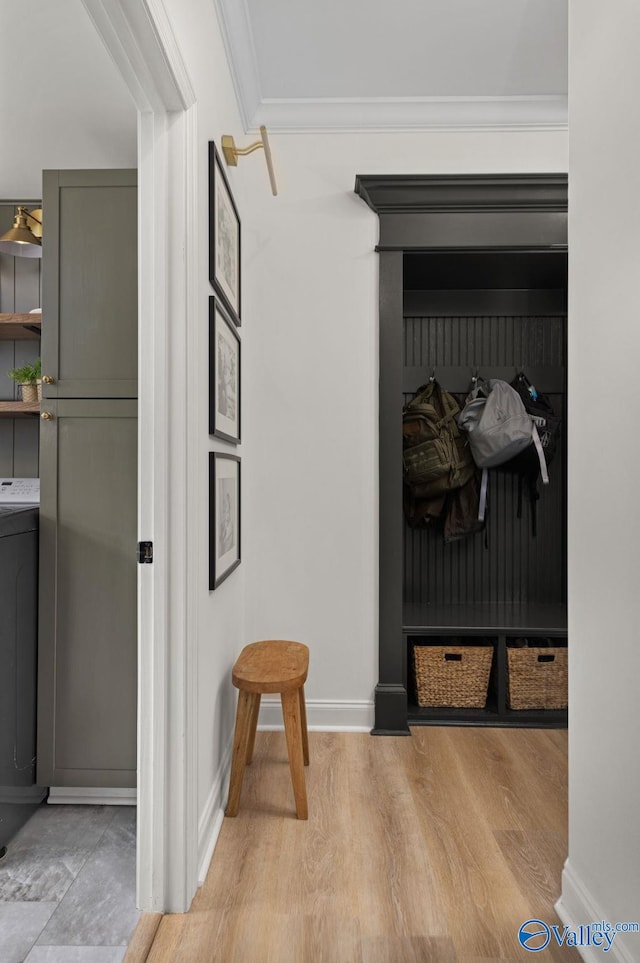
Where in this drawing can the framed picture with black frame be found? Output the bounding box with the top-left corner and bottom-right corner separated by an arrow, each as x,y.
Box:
209,141 -> 241,326
209,294 -> 240,443
209,452 -> 241,590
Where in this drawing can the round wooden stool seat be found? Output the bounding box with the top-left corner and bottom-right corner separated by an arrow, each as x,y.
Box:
226,640 -> 310,820
232,640 -> 309,693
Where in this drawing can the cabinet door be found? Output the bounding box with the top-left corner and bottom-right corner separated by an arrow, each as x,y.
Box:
41,170 -> 137,399
37,400 -> 137,788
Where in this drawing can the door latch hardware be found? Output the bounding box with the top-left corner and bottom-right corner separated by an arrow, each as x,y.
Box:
137,541 -> 153,564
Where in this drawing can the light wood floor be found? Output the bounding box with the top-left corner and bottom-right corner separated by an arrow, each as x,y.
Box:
142,728 -> 577,963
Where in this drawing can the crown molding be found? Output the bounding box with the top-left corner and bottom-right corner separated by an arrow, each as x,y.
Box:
250,95 -> 568,133
213,0 -> 262,130
214,0 -> 567,133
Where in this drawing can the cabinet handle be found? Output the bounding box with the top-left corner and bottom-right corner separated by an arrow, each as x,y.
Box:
42,375 -> 55,384
41,411 -> 54,421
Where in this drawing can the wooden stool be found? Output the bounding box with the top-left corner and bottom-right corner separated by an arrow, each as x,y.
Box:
226,640 -> 310,819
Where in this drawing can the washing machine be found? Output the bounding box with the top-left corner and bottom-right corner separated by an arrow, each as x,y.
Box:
0,503 -> 47,859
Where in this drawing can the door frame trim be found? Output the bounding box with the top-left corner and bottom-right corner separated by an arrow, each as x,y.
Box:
81,0 -> 198,912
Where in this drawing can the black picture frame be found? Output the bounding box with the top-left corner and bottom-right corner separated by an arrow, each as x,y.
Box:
209,452 -> 241,590
209,295 -> 241,443
208,141 -> 241,326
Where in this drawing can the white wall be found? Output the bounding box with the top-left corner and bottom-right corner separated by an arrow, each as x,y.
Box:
558,2 -> 640,956
241,129 -> 568,730
159,0 -> 248,880
0,0 -> 136,197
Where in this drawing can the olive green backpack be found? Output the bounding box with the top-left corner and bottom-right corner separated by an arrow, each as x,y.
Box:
402,380 -> 475,502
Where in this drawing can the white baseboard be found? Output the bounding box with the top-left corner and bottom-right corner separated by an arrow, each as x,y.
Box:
257,698 -> 375,732
197,736 -> 234,886
556,859 -> 638,963
47,787 -> 137,806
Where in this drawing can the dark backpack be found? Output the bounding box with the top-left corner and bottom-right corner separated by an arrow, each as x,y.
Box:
403,380 -> 475,502
501,372 -> 562,535
509,372 -> 561,471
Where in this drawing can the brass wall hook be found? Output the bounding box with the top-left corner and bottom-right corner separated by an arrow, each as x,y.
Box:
221,126 -> 278,196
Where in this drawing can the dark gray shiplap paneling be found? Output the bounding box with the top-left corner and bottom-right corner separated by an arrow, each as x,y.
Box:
0,202 -> 42,477
13,419 -> 40,477
0,342 -> 16,400
0,423 -> 14,476
404,314 -> 566,369
403,313 -> 567,608
0,339 -> 41,478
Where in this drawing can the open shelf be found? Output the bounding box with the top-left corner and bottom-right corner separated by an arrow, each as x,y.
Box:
403,602 -> 567,636
405,619 -> 567,729
1,313 -> 42,417
0,312 -> 42,340
0,401 -> 40,418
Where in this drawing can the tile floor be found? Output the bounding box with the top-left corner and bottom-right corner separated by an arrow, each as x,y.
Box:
0,804 -> 139,963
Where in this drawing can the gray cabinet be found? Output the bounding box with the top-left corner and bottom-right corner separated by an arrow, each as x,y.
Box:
41,170 -> 137,400
37,171 -> 137,789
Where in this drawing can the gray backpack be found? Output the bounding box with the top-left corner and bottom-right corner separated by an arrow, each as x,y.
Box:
458,378 -> 548,519
459,379 -> 534,467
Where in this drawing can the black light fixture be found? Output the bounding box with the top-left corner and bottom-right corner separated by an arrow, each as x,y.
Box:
0,207 -> 43,258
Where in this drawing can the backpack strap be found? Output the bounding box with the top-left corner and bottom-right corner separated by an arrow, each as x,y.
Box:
531,423 -> 550,485
478,468 -> 489,522
531,479 -> 539,537
433,380 -> 460,426
437,409 -> 460,427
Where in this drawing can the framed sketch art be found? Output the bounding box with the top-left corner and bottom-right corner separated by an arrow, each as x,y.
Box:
209,295 -> 240,443
209,141 -> 241,325
209,452 -> 241,590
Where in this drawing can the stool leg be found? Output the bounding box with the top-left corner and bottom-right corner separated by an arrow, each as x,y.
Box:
246,692 -> 261,765
226,689 -> 257,817
299,685 -> 309,766
281,689 -> 308,820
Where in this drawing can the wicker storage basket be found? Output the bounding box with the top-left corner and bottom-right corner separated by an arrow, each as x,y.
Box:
413,644 -> 493,708
507,647 -> 568,710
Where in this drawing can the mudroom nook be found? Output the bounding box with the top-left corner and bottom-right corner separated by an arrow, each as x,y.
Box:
355,173 -> 568,734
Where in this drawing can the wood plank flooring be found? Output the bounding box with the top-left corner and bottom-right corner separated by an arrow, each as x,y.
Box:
143,728 -> 577,963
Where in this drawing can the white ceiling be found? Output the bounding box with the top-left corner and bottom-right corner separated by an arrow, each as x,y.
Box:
215,0 -> 568,132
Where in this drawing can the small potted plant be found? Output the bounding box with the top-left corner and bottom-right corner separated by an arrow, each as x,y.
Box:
8,357 -> 42,403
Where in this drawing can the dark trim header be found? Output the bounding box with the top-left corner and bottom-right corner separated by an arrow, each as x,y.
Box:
354,173 -> 568,215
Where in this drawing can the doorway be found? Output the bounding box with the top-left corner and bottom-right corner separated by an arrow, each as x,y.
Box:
354,173 -> 568,734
